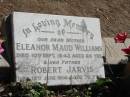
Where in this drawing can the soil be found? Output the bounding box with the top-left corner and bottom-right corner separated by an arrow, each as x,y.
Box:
0,1 -> 130,97
0,0 -> 130,37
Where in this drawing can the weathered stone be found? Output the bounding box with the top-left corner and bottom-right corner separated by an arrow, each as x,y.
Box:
103,37 -> 129,64
11,12 -> 105,85
0,55 -> 10,81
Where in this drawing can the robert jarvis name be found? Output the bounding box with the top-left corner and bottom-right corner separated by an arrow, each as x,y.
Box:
66,66 -> 94,73
30,65 -> 94,74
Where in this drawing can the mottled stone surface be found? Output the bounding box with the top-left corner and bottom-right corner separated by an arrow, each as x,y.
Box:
103,38 -> 130,64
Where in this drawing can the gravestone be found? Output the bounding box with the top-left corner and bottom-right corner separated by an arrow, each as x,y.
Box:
103,37 -> 129,64
11,12 -> 105,85
0,55 -> 10,80
103,38 -> 130,77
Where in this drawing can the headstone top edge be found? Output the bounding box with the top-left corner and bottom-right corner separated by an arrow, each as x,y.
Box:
12,11 -> 100,20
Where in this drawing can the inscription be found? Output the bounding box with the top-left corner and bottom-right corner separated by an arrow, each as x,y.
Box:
13,12 -> 104,85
